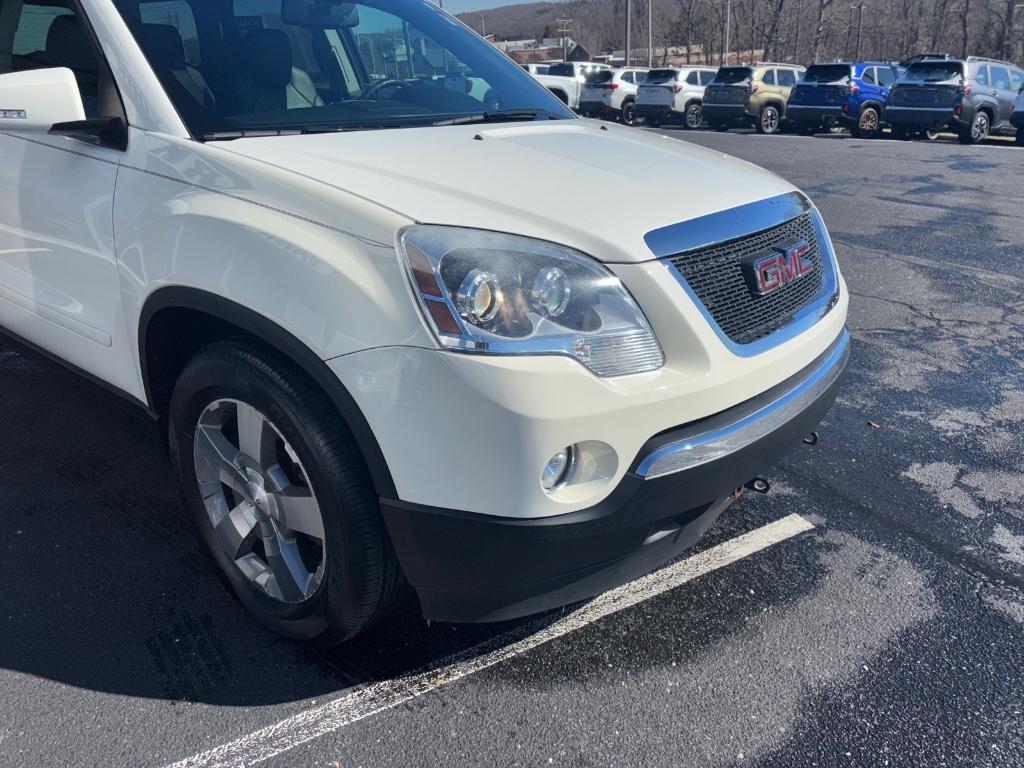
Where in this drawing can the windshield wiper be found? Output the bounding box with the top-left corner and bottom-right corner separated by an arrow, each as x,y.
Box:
202,122 -> 418,141
432,109 -> 565,127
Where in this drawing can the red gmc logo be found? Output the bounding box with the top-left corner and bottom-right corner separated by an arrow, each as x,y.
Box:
752,240 -> 814,295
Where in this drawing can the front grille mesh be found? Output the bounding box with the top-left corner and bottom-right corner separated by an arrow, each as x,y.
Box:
667,213 -> 825,345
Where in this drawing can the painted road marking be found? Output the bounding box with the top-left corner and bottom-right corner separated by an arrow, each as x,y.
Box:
165,513 -> 815,768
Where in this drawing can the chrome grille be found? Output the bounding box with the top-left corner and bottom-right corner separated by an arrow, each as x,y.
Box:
666,213 -> 825,345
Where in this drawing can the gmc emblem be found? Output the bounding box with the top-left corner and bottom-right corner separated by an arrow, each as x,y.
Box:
747,240 -> 814,296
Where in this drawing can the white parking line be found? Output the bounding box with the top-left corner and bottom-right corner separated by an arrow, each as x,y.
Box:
165,513 -> 815,768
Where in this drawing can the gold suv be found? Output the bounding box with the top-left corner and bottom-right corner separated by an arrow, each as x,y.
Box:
702,63 -> 806,134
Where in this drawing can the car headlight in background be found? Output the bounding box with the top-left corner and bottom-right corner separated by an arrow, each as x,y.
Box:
398,226 -> 664,377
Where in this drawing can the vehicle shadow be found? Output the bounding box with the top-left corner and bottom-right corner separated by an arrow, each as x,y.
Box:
0,343 -> 827,707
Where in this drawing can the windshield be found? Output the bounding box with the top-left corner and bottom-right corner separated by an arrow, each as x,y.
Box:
644,69 -> 677,84
113,0 -> 574,136
901,62 -> 964,83
712,67 -> 752,84
801,65 -> 850,84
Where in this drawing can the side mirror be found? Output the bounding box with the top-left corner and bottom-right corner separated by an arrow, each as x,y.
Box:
0,68 -> 85,133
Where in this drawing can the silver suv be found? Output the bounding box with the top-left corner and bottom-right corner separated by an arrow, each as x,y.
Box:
885,57 -> 1024,144
634,67 -> 717,128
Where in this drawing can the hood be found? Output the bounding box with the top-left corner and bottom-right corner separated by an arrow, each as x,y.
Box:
214,120 -> 797,263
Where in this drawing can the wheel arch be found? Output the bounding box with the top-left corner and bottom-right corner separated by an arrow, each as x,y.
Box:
859,99 -> 883,115
139,286 -> 397,498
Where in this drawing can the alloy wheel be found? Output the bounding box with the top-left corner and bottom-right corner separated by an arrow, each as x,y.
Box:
971,113 -> 989,143
621,102 -> 636,126
858,108 -> 879,137
760,106 -> 780,134
686,103 -> 702,129
194,398 -> 326,604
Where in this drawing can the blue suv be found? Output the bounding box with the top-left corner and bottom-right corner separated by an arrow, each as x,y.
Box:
787,62 -> 899,138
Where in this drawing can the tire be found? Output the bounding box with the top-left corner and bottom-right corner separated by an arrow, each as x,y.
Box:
712,121 -> 729,132
168,340 -> 404,644
892,125 -> 912,141
959,111 -> 989,144
852,106 -> 880,139
684,102 -> 703,129
756,104 -> 781,134
620,100 -> 637,126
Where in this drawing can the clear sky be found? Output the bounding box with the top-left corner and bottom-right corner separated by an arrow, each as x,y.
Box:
440,0 -> 564,16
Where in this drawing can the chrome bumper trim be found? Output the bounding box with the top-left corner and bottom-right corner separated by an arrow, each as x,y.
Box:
635,329 -> 850,479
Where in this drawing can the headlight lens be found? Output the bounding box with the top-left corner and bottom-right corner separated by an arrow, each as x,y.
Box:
398,226 -> 664,377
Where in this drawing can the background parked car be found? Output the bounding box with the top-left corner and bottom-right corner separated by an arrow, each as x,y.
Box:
885,56 -> 1024,144
579,67 -> 649,124
1012,85 -> 1024,145
788,61 -> 899,138
702,63 -> 805,134
634,66 -> 717,128
533,61 -> 613,110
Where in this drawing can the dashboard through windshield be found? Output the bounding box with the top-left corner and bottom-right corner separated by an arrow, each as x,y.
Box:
112,0 -> 574,137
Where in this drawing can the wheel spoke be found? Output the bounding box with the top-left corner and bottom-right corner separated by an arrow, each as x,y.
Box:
236,401 -> 274,466
214,502 -> 259,560
196,425 -> 248,499
264,534 -> 312,601
271,486 -> 324,539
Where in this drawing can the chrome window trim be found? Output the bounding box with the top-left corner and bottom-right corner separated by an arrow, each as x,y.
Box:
635,329 -> 850,479
645,192 -> 840,357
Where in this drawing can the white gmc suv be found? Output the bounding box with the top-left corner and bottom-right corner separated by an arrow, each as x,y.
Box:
0,0 -> 848,643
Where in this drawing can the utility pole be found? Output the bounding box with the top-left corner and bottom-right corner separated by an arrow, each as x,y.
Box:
480,14 -> 486,36
555,17 -> 572,61
625,0 -> 632,67
723,0 -> 730,65
648,0 -> 653,66
854,1 -> 863,59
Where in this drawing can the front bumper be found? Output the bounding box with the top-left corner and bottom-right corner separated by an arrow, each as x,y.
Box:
884,105 -> 962,129
701,103 -> 752,124
382,329 -> 849,622
787,104 -> 854,126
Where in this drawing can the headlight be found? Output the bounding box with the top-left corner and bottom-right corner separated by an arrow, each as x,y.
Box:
398,226 -> 664,377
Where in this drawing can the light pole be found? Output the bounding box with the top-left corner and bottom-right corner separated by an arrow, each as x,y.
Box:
854,1 -> 863,60
648,0 -> 653,67
625,0 -> 632,66
724,0 -> 730,65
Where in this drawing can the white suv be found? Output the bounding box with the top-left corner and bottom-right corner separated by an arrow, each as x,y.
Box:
0,0 -> 848,643
579,67 -> 649,125
635,66 -> 718,128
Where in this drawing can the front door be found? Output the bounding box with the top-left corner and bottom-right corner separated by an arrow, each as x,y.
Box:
0,0 -> 128,389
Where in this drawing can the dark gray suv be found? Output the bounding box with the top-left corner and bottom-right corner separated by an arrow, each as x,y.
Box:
885,57 -> 1024,144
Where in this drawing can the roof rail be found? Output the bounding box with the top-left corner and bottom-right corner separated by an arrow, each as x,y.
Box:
965,55 -> 1012,65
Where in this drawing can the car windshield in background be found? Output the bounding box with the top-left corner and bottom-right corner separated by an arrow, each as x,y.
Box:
585,71 -> 613,84
644,69 -> 677,84
713,67 -> 753,84
801,65 -> 850,83
112,0 -> 573,136
901,62 -> 964,82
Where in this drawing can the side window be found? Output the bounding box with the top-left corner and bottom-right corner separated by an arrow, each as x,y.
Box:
622,71 -> 634,84
975,66 -> 990,86
761,69 -> 776,85
138,1 -> 200,66
991,66 -> 1011,92
777,69 -> 796,86
700,70 -> 715,85
877,66 -> 896,86
861,68 -> 876,85
0,0 -> 107,118
685,70 -> 699,85
1012,69 -> 1024,91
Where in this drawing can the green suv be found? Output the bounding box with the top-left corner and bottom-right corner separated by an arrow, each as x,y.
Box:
702,63 -> 806,134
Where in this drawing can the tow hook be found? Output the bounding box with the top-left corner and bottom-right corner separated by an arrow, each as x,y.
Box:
802,431 -> 819,446
746,477 -> 771,494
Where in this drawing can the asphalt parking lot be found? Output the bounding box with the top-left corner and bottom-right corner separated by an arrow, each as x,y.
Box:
2,127 -> 1023,768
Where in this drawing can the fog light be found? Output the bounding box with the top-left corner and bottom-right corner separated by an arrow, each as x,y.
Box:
541,446 -> 577,492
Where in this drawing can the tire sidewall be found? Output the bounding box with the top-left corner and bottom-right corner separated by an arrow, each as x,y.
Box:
858,106 -> 879,138
685,103 -> 702,129
169,348 -> 376,641
759,105 -> 780,134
